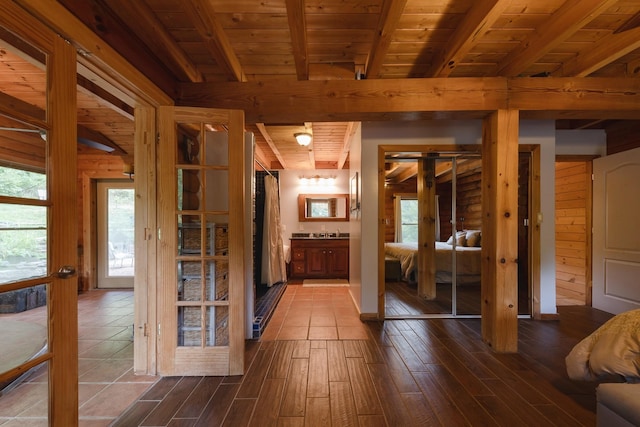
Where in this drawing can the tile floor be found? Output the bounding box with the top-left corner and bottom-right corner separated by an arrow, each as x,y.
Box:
0,289 -> 157,426
260,283 -> 369,341
0,283 -> 365,426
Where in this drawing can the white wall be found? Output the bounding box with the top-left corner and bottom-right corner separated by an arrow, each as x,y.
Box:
359,120 -> 560,316
556,129 -> 606,156
349,125 -> 362,310
278,169 -> 350,240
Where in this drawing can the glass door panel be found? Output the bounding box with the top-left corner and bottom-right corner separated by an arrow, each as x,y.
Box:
0,34 -> 52,422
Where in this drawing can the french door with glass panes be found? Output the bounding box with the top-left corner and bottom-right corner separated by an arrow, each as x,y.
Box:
157,107 -> 246,376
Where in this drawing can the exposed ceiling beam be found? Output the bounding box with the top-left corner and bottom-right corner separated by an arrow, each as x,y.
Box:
0,91 -> 46,127
16,0 -> 173,105
496,0 -> 618,77
337,122 -> 358,170
628,58 -> 640,77
256,123 -> 287,169
178,77 -> 640,123
365,0 -> 407,79
103,0 -> 203,83
54,0 -> 177,97
77,75 -> 134,121
427,0 -> 510,77
183,0 -> 246,82
285,0 -> 308,80
386,163 -> 417,184
554,27 -> 640,77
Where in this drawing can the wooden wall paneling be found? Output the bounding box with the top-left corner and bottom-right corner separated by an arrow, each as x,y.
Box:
481,110 -> 519,353
554,160 -> 590,306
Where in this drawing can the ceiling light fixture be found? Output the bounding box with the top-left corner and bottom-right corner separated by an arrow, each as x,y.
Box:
294,132 -> 312,146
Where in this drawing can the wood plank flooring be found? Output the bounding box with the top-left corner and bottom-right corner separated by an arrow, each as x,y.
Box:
112,285 -> 615,426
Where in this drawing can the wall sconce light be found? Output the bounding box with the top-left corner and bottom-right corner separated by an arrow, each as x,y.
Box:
294,132 -> 312,146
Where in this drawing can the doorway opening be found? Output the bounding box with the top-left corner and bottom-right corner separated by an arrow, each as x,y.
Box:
381,147 -> 536,319
97,180 -> 135,288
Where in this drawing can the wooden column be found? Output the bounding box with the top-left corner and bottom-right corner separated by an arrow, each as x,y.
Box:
481,110 -> 519,352
417,158 -> 437,299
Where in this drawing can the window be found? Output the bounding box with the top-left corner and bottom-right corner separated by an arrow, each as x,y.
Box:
399,198 -> 418,242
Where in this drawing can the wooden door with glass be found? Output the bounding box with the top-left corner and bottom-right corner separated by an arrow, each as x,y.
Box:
157,107 -> 246,376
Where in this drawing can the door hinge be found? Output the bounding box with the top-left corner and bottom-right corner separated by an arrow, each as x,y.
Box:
157,323 -> 161,336
591,173 -> 595,181
143,323 -> 149,337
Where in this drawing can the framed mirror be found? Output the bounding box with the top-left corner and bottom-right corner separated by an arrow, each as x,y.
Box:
298,194 -> 349,222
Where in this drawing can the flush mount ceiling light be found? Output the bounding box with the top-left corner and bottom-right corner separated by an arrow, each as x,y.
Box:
294,132 -> 312,146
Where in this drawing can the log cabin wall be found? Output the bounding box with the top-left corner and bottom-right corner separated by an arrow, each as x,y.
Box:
77,153 -> 128,291
383,177 -> 416,242
455,170 -> 482,232
554,161 -> 589,305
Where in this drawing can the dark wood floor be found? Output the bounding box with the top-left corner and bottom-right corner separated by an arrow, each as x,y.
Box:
112,287 -> 614,426
385,279 -> 532,317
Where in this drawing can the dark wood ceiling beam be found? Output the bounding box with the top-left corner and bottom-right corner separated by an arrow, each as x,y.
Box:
365,0 -> 407,79
0,92 -> 46,128
178,77 -> 640,123
101,0 -> 203,83
553,27 -> 640,77
427,0 -> 510,78
496,0 -> 618,77
54,0 -> 177,97
285,0 -> 309,80
16,0 -> 173,105
183,0 -> 246,82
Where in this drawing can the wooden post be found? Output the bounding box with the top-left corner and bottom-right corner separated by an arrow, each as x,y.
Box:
417,158 -> 437,299
481,110 -> 519,352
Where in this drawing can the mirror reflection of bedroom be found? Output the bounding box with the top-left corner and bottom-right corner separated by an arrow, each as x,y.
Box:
383,151 -> 532,318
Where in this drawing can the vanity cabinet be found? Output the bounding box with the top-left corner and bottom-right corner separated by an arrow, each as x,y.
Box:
290,238 -> 349,280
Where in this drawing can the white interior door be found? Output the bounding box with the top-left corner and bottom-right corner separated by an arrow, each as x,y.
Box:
97,181 -> 134,288
593,147 -> 640,313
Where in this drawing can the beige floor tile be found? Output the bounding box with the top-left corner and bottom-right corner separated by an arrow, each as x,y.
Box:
277,326 -> 309,340
308,326 -> 338,340
79,382 -> 153,417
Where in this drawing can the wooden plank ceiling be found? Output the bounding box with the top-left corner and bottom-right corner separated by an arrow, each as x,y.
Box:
2,0 -> 640,172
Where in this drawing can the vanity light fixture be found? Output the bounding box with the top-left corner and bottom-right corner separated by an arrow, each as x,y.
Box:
299,175 -> 336,186
294,132 -> 312,146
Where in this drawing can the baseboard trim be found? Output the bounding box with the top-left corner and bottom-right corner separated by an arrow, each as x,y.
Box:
360,313 -> 380,322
